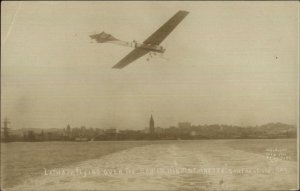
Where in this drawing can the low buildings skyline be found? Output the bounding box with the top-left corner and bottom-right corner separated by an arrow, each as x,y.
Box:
1,114 -> 297,142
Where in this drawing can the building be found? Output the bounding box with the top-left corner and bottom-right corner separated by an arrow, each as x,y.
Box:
178,122 -> 191,129
65,124 -> 72,138
149,115 -> 155,134
105,128 -> 117,135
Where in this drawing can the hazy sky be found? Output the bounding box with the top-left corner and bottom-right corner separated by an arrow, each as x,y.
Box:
1,1 -> 299,130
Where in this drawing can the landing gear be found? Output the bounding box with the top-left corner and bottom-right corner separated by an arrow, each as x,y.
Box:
146,52 -> 165,62
146,52 -> 152,62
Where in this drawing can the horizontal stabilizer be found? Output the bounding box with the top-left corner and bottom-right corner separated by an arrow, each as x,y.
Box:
89,32 -> 119,43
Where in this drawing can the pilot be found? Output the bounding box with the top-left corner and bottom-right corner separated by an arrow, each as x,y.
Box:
133,40 -> 137,48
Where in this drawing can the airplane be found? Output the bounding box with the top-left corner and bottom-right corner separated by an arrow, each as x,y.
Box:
89,10 -> 189,69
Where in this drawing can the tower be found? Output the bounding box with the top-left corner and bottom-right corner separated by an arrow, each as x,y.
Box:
2,118 -> 10,142
149,115 -> 155,134
66,124 -> 71,137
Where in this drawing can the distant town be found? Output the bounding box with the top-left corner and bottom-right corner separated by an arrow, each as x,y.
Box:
0,115 -> 297,142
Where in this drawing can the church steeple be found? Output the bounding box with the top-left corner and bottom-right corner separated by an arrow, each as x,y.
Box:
149,114 -> 155,134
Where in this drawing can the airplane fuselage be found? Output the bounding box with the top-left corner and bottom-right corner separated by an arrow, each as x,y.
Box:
134,42 -> 165,53
89,32 -> 165,53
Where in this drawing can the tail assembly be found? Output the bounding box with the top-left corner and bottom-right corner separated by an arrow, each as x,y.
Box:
89,32 -> 133,48
89,32 -> 118,43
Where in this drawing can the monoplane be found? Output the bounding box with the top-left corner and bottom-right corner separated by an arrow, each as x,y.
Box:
90,10 -> 189,69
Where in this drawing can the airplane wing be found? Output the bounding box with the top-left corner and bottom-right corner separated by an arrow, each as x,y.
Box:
112,48 -> 149,69
112,10 -> 189,69
143,10 -> 189,45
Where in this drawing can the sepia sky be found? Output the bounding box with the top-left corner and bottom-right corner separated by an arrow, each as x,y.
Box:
1,1 -> 299,130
